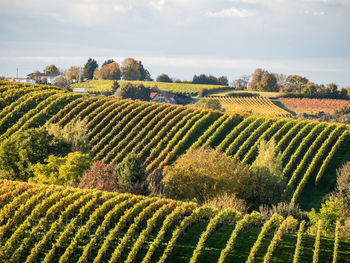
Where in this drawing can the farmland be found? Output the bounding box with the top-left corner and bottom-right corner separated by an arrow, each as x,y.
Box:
0,179 -> 349,263
0,81 -> 349,209
279,97 -> 350,114
71,80 -> 232,96
206,96 -> 291,117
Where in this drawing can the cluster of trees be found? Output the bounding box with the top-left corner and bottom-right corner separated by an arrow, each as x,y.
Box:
0,120 -> 149,195
246,68 -> 350,99
162,140 -> 286,209
192,74 -> 229,85
82,57 -> 152,81
282,75 -> 348,99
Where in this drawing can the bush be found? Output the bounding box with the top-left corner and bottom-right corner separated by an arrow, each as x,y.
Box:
336,161 -> 350,205
46,118 -> 90,153
162,148 -> 249,203
0,128 -> 70,181
79,161 -> 118,192
30,151 -> 92,186
198,88 -> 209,97
259,202 -> 307,222
117,153 -> 147,194
204,193 -> 248,214
195,98 -> 223,111
308,196 -> 349,236
156,74 -> 172,83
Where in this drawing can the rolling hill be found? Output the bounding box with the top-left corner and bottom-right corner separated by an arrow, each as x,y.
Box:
0,180 -> 349,263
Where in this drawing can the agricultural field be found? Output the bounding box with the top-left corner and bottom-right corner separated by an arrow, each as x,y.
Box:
279,98 -> 350,115
206,96 -> 291,117
0,81 -> 349,209
0,179 -> 349,263
71,80 -> 232,96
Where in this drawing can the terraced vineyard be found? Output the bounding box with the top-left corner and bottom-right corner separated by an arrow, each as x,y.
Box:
279,97 -> 350,114
71,80 -> 231,96
206,96 -> 291,117
0,180 -> 349,263
0,81 -> 350,207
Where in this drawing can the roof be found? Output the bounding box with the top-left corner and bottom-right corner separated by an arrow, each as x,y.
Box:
27,73 -> 61,77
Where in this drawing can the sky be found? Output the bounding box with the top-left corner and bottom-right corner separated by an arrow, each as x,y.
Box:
0,0 -> 349,86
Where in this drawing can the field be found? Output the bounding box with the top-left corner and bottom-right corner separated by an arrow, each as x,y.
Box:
0,81 -> 349,209
0,179 -> 349,263
279,98 -> 350,114
71,80 -> 232,96
209,90 -> 286,98
206,96 -> 291,117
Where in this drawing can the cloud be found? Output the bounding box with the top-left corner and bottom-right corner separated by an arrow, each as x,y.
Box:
148,0 -> 165,10
113,4 -> 130,13
206,7 -> 255,18
304,10 -> 325,15
312,11 -> 325,15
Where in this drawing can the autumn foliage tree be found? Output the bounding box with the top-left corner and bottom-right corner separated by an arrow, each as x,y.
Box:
66,66 -> 82,82
79,161 -> 118,192
248,68 -> 278,92
100,62 -> 121,80
121,57 -> 141,80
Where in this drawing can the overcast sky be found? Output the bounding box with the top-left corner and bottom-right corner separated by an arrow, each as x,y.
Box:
0,0 -> 349,86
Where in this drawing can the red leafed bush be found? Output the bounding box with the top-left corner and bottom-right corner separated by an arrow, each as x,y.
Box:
79,161 -> 118,192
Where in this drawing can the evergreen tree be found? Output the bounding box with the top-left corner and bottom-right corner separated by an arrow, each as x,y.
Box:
84,58 -> 98,80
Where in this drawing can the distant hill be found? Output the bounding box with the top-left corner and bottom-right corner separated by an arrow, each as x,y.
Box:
71,80 -> 232,96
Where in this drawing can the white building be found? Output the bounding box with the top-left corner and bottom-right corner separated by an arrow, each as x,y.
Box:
8,78 -> 36,84
27,73 -> 62,84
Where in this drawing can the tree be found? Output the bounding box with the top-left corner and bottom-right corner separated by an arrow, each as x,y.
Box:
301,82 -> 318,96
84,58 -> 98,80
326,83 -> 339,97
308,197 -> 348,235
93,68 -> 101,79
162,148 -> 249,203
44,65 -> 60,74
66,66 -> 82,82
232,75 -> 250,90
45,118 -> 90,153
116,153 -> 147,194
100,62 -> 121,80
0,128 -> 70,181
79,161 -> 118,192
284,75 -> 309,93
195,98 -> 223,111
52,76 -> 69,89
102,59 -> 115,67
111,80 -> 120,94
115,82 -> 150,101
138,61 -> 151,81
156,73 -> 172,83
30,152 -> 92,186
248,68 -> 278,92
198,88 -> 209,97
193,74 -> 218,85
121,57 -> 141,80
336,162 -> 350,205
144,69 -> 153,81
217,76 -> 229,86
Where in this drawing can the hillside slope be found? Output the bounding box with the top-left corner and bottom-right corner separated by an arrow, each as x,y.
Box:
0,81 -> 349,206
0,180 -> 349,263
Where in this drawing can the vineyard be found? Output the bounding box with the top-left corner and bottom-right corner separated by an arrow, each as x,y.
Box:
0,81 -> 350,207
0,179 -> 349,263
71,80 -> 231,96
279,98 -> 350,114
206,96 -> 291,117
